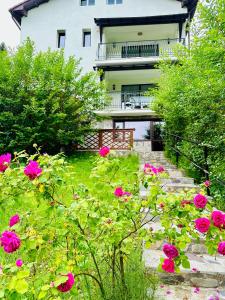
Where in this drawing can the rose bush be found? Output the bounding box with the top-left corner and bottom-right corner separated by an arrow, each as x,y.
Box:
0,146 -> 224,299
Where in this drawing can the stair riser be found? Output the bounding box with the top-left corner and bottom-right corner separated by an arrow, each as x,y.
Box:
146,268 -> 225,288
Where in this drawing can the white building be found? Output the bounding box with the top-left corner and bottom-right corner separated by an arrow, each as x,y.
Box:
10,0 -> 198,151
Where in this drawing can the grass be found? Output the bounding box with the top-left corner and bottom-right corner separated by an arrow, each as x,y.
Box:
67,152 -> 139,186
59,152 -> 140,205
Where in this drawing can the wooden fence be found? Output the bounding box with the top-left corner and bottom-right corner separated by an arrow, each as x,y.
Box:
76,129 -> 135,151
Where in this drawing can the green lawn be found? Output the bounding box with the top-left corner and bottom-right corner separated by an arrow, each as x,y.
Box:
60,152 -> 140,204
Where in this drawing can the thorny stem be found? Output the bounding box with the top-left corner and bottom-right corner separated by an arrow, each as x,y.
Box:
77,221 -> 105,297
76,272 -> 105,297
112,245 -> 117,289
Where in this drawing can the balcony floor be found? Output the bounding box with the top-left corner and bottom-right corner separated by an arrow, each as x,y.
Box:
95,109 -> 158,117
95,56 -> 178,68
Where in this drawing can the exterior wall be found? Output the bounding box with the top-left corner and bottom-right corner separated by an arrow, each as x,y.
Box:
104,69 -> 161,92
96,119 -> 113,129
20,0 -> 187,73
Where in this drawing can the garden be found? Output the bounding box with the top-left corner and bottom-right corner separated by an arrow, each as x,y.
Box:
0,0 -> 224,299
0,146 -> 225,299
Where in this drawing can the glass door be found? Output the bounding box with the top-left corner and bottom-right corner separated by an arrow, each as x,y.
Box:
151,121 -> 164,151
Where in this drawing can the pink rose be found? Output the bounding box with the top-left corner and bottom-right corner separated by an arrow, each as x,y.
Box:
57,273 -> 75,293
218,242 -> 225,256
157,166 -> 165,173
114,187 -> 124,197
195,218 -> 210,233
99,146 -> 110,157
0,231 -> 21,253
114,187 -> 131,198
163,243 -> 179,259
162,258 -> 175,273
193,194 -> 208,209
204,180 -> 210,188
144,163 -> 153,174
211,211 -> 224,228
144,164 -> 165,175
24,160 -> 42,180
16,259 -> 23,267
194,287 -> 200,294
9,214 -> 20,227
0,153 -> 11,172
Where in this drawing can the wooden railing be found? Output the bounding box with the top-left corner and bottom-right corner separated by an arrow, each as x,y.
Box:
77,129 -> 135,151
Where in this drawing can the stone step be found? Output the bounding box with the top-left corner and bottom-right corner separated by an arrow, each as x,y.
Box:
144,249 -> 225,288
167,169 -> 186,178
143,220 -> 209,255
163,183 -> 199,193
154,284 -> 225,300
140,184 -> 199,198
161,178 -> 194,185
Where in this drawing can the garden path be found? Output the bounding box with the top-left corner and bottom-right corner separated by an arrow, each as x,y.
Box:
135,150 -> 225,300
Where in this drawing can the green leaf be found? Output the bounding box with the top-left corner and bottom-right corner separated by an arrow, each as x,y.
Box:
38,291 -> 47,299
15,279 -> 28,294
17,270 -> 30,279
181,259 -> 190,269
54,276 -> 67,286
0,291 -> 5,298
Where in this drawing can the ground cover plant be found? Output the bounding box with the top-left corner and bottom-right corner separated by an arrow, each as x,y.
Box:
0,147 -> 225,299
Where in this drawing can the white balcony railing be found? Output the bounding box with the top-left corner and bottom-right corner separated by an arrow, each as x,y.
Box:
104,92 -> 154,111
97,38 -> 185,61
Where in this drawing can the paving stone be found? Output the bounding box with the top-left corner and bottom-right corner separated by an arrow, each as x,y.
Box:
154,285 -> 225,300
144,249 -> 225,288
191,244 -> 207,254
190,278 -> 219,288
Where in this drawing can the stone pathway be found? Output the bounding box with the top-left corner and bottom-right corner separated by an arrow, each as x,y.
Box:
135,150 -> 225,300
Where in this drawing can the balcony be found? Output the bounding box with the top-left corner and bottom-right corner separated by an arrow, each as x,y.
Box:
105,92 -> 154,111
96,38 -> 185,65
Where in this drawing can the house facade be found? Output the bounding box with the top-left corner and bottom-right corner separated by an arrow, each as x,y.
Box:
10,0 -> 198,151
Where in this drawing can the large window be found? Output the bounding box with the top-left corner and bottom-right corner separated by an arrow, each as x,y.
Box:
114,121 -> 151,141
107,0 -> 122,4
83,31 -> 91,47
57,31 -> 66,49
81,0 -> 95,5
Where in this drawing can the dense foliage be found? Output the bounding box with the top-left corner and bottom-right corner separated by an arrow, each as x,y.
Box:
0,40 -> 107,154
0,148 -> 225,299
152,0 -> 225,208
0,42 -> 7,52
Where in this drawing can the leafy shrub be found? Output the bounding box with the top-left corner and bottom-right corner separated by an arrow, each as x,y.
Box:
152,0 -> 225,208
0,147 -> 225,299
0,39 -> 107,154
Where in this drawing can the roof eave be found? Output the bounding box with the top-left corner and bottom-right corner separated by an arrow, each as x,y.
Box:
9,0 -> 50,25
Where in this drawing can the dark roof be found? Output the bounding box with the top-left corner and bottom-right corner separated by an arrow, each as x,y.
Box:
10,0 -> 198,27
95,14 -> 189,27
177,0 -> 199,18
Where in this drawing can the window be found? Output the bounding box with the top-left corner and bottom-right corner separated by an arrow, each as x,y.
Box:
83,31 -> 91,47
81,0 -> 95,5
107,0 -> 122,4
57,31 -> 66,48
114,121 -> 150,141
